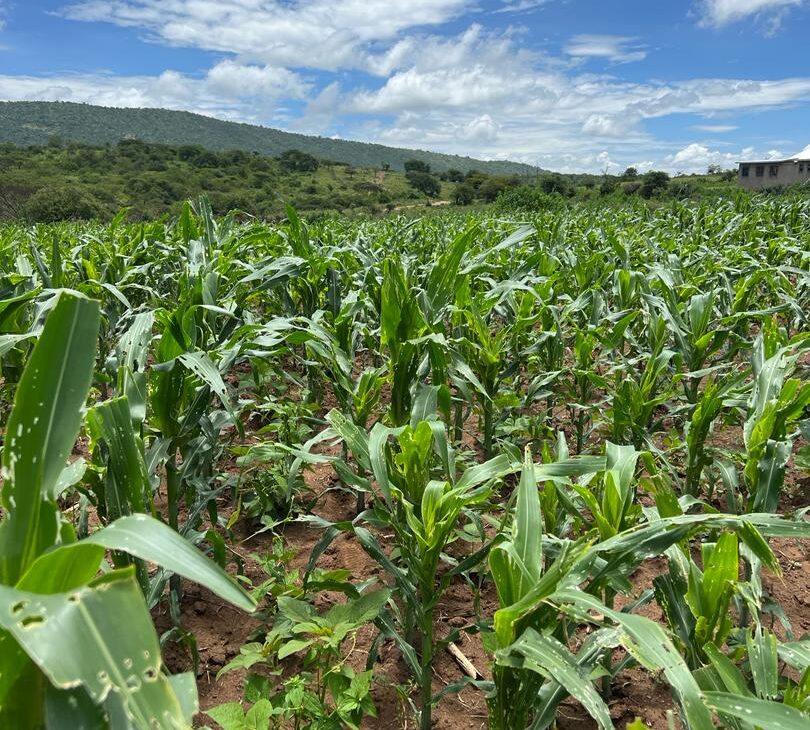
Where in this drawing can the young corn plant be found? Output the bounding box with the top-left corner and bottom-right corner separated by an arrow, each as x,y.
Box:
682,372 -> 743,498
486,449 -> 707,730
0,291 -> 254,729
698,626 -> 810,729
486,443 -> 807,730
739,332 -> 810,513
379,256 -> 428,426
313,414 -> 521,730
608,343 -> 676,449
566,331 -> 607,454
653,289 -> 727,404
654,532 -> 748,669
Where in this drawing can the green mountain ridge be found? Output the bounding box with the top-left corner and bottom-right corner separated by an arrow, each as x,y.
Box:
0,101 -> 543,176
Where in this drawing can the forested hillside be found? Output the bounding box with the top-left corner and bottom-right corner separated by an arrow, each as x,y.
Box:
0,136 -> 557,220
0,101 -> 540,176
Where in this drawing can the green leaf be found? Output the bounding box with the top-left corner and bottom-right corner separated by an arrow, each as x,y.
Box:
206,699 -> 274,730
17,543 -> 105,594
505,628 -> 614,730
0,291 -> 101,584
553,589 -> 714,730
84,514 -> 255,612
514,447 -> 542,588
325,588 -> 391,628
747,627 -> 779,700
177,350 -> 238,424
44,685 -> 107,730
278,638 -> 315,660
86,396 -> 150,515
778,641 -> 810,671
116,311 -> 154,425
703,692 -> 810,730
0,573 -> 195,730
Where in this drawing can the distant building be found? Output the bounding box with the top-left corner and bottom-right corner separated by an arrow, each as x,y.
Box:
738,152 -> 810,190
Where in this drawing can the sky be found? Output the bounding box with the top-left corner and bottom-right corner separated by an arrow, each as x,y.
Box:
1,1 -> 809,173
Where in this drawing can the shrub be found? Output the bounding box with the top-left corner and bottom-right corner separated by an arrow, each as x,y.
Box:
600,179 -> 619,196
622,181 -> 642,196
479,176 -> 518,202
539,173 -> 572,196
406,171 -> 441,198
452,182 -> 476,205
24,185 -> 102,222
494,185 -> 560,211
278,149 -> 319,173
404,159 -> 431,174
639,170 -> 670,198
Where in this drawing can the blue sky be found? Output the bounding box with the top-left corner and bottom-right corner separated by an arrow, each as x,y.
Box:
1,1 -> 809,172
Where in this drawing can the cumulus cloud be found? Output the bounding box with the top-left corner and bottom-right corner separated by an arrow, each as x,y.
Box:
582,114 -> 636,137
61,0 -> 471,72
460,114 -> 500,142
664,142 -> 784,173
698,0 -> 805,29
8,1 -> 806,172
565,35 -> 647,64
0,63 -> 309,122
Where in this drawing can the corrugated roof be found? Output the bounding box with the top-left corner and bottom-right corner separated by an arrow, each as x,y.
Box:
738,157 -> 810,164
738,144 -> 810,165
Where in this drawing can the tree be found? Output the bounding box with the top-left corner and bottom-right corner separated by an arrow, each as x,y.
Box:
479,176 -> 516,202
24,186 -> 102,222
539,173 -> 572,196
406,171 -> 441,198
444,168 -> 464,182
707,164 -> 723,175
463,169 -> 486,187
639,170 -> 670,198
278,149 -> 319,173
452,182 -> 475,205
404,159 -> 431,174
599,178 -> 618,196
622,166 -> 639,180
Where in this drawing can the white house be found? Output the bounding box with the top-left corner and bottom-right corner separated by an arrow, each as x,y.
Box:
738,148 -> 810,190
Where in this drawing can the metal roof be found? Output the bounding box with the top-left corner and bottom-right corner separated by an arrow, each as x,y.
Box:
738,157 -> 810,165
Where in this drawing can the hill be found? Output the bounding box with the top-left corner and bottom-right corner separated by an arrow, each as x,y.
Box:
0,137 -> 541,221
0,101 -> 541,177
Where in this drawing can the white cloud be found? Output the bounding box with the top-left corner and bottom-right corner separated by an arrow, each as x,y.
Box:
565,34 -> 647,64
495,0 -> 552,13
61,0 -> 471,72
4,2 -> 806,173
204,60 -> 305,100
692,124 -> 738,132
0,63 -> 309,122
595,150 -> 620,172
698,0 -> 805,29
582,114 -> 636,137
664,142 -> 785,173
460,114 -> 500,142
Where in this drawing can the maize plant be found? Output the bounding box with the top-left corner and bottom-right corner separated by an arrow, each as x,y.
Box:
0,291 -> 254,729
0,196 -> 807,730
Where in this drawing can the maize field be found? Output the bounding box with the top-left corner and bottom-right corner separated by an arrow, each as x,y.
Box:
0,196 -> 809,730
